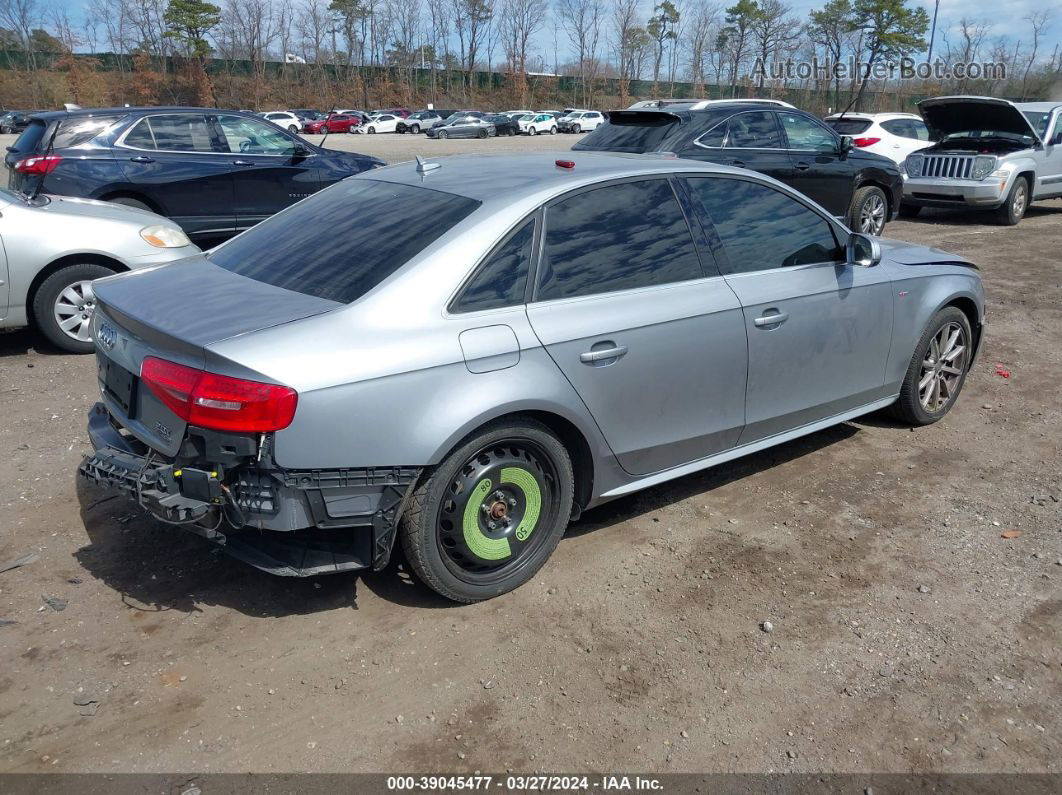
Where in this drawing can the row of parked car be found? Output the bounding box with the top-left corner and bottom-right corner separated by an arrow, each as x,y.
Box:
251,106 -> 605,138
2,96 -> 1059,355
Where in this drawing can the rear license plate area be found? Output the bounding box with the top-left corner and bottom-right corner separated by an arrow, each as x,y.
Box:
99,357 -> 137,418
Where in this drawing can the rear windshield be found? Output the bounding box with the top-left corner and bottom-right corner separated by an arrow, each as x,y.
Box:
575,112 -> 680,153
208,179 -> 481,303
826,118 -> 871,135
10,119 -> 46,153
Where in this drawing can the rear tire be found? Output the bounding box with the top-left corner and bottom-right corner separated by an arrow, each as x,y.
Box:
994,176 -> 1028,226
889,306 -> 973,425
32,262 -> 116,354
400,419 -> 574,603
477,128 -> 488,139
898,203 -> 922,219
848,185 -> 888,235
108,196 -> 152,212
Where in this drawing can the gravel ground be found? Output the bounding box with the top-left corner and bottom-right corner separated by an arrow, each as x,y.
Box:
0,132 -> 1060,775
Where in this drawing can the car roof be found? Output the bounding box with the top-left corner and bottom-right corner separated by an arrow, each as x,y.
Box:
825,112 -> 921,120
367,152 -> 751,207
1016,101 -> 1062,112
28,106 -> 258,121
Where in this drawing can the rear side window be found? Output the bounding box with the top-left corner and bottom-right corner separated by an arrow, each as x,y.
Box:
126,114 -> 217,152
576,112 -> 679,153
537,179 -> 702,301
826,118 -> 871,135
453,217 -> 535,312
208,180 -> 481,304
687,177 -> 842,274
882,118 -> 930,141
52,114 -> 125,148
726,111 -> 782,148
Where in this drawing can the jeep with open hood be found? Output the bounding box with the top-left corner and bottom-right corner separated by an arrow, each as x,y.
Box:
900,96 -> 1062,225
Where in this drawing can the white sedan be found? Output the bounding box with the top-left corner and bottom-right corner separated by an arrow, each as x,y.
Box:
353,114 -> 401,134
824,112 -> 933,165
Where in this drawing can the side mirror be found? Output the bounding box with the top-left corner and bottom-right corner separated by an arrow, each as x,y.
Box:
838,135 -> 854,156
292,143 -> 310,157
847,232 -> 881,267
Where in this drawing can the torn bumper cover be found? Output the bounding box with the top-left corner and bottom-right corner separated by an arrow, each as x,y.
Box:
79,403 -> 421,577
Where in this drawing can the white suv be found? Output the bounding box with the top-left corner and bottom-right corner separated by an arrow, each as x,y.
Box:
558,111 -> 604,133
257,111 -> 304,134
824,112 -> 932,165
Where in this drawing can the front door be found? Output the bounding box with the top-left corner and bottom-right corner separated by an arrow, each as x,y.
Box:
526,177 -> 748,476
685,174 -> 894,443
117,112 -> 237,237
777,110 -> 854,217
214,114 -> 322,230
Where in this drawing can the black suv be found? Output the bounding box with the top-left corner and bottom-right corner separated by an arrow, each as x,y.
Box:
1,110 -> 38,135
574,102 -> 902,235
4,107 -> 384,239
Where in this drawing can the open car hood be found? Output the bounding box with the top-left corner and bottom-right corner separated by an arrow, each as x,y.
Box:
918,96 -> 1042,144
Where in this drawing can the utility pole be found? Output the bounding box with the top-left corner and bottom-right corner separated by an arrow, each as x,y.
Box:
927,0 -> 940,61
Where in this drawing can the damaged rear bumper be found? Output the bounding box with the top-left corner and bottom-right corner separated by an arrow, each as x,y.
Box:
79,403 -> 421,577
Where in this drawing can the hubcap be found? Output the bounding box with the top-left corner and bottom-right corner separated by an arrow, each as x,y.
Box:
437,441 -> 558,582
860,194 -> 886,234
53,280 -> 97,342
918,322 -> 968,412
1013,185 -> 1026,217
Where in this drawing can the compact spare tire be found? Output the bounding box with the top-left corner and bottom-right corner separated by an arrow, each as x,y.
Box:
400,418 -> 574,603
32,262 -> 114,354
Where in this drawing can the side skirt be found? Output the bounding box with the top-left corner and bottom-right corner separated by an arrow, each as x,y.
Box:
599,396 -> 898,500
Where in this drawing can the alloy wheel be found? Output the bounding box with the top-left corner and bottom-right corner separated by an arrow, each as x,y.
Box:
918,321 -> 968,412
53,280 -> 97,343
860,193 -> 886,235
1013,182 -> 1027,218
436,440 -> 559,584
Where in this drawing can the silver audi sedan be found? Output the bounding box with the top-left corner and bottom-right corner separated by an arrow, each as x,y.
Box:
80,153 -> 984,602
0,188 -> 198,352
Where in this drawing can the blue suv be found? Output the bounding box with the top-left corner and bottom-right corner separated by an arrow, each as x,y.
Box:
4,107 -> 385,239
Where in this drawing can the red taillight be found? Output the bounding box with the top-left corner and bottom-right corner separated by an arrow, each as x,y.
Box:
853,137 -> 881,148
15,154 -> 62,175
140,357 -> 297,433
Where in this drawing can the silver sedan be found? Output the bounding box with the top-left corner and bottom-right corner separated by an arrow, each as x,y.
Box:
0,189 -> 198,352
80,153 -> 984,602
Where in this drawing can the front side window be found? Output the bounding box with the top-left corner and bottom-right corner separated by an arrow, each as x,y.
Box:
454,217 -> 535,312
125,114 -> 217,152
208,180 -> 481,304
687,177 -> 842,275
725,111 -> 782,148
216,115 -> 297,155
537,179 -> 703,301
779,112 -> 837,151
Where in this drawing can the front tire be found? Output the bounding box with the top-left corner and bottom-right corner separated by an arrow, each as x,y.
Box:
438,130 -> 448,139
288,124 -> 299,133
995,176 -> 1028,226
572,124 -> 581,134
848,185 -> 888,235
889,306 -> 973,425
528,126 -> 537,136
32,263 -> 116,354
549,125 -> 558,135
368,126 -> 376,134
410,124 -> 420,134
400,419 -> 575,603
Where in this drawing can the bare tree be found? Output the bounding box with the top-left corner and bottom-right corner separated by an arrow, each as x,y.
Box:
752,0 -> 798,92
685,0 -> 718,94
1020,9 -> 1053,100
556,0 -> 602,106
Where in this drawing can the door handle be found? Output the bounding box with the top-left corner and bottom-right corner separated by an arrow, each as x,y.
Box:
579,345 -> 628,364
231,159 -> 254,166
753,310 -> 789,328
794,161 -> 810,171
129,155 -> 154,163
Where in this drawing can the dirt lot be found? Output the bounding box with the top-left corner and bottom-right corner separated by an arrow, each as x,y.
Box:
0,132 -> 1060,775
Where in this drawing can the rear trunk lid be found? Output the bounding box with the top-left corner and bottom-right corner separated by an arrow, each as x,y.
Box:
92,256 -> 341,456
918,96 -> 1042,144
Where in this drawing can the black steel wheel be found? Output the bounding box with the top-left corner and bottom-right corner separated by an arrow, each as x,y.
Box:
400,419 -> 574,602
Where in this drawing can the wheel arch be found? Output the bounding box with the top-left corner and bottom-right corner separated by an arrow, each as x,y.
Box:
941,294 -> 983,362
855,176 -> 897,216
27,253 -> 127,322
427,406 -> 597,517
95,188 -> 164,215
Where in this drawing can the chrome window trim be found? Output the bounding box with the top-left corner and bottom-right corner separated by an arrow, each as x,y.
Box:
693,110 -> 786,151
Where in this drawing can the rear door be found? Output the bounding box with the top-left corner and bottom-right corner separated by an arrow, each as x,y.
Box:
214,114 -> 322,230
777,110 -> 853,216
690,110 -> 792,179
117,112 -> 237,237
526,177 -> 748,475
685,174 -> 894,443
